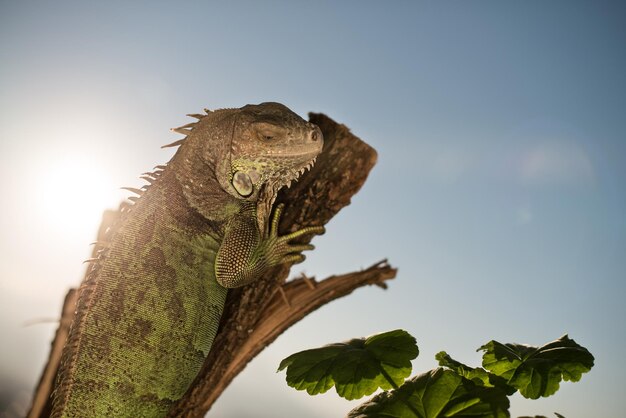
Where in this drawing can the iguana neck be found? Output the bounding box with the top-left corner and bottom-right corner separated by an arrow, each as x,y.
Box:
169,137 -> 245,228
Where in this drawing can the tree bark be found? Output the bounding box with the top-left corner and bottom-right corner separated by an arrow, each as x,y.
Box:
28,113 -> 396,417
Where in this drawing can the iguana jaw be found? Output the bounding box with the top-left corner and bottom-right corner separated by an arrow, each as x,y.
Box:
268,153 -> 318,190
255,152 -> 319,236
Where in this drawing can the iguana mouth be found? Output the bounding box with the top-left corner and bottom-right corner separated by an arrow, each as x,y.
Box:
264,149 -> 320,158
276,154 -> 318,190
267,154 -> 317,192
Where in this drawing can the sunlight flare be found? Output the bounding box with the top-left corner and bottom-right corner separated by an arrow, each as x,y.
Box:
34,156 -> 120,237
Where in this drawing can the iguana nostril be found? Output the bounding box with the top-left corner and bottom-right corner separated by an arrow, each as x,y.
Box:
311,130 -> 318,141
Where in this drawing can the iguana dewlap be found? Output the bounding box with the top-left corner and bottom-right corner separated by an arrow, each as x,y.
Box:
52,103 -> 324,417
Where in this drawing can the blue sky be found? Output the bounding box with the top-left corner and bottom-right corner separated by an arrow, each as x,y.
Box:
1,1 -> 624,416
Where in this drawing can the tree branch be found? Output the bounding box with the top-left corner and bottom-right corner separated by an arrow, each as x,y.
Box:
226,259 -> 396,389
180,260 -> 396,415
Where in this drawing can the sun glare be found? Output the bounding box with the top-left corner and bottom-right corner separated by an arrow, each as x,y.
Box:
36,157 -> 121,238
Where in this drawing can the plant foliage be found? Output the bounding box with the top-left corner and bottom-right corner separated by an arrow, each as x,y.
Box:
479,335 -> 594,399
278,329 -> 418,400
436,351 -> 516,395
279,330 -> 593,417
347,368 -> 509,418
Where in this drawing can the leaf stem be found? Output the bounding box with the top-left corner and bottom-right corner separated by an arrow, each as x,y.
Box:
378,367 -> 399,390
378,367 -> 422,418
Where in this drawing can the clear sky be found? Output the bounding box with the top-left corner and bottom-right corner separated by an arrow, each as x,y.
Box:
1,1 -> 625,417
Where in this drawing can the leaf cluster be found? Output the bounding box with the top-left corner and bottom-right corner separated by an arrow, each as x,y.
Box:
278,330 -> 593,418
278,330 -> 418,400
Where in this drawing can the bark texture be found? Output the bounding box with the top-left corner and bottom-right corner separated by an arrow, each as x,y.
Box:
29,113 -> 396,417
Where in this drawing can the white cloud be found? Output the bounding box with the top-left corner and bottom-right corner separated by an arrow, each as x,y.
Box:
519,141 -> 594,186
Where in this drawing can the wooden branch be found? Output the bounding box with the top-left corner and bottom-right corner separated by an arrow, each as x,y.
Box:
28,113 -> 395,417
27,289 -> 77,418
217,259 -> 396,404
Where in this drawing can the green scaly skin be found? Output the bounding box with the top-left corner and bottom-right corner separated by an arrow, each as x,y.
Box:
52,103 -> 324,417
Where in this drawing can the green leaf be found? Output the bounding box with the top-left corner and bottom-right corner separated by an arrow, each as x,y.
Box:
436,351 -> 516,395
479,335 -> 594,399
347,368 -> 510,418
278,329 -> 418,400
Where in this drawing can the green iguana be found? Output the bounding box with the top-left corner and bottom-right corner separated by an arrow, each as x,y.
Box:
51,102 -> 325,417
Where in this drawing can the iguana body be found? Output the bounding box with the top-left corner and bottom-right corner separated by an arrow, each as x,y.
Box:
52,103 -> 324,417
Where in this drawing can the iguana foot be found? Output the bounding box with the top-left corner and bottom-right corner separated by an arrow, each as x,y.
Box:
265,203 -> 325,265
216,203 -> 324,288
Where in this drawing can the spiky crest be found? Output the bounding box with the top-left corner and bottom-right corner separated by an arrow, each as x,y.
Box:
121,187 -> 143,196
161,139 -> 186,149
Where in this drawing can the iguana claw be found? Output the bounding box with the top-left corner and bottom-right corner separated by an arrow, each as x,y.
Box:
268,203 -> 325,264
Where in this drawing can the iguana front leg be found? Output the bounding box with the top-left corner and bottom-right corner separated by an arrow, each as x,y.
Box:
215,203 -> 324,288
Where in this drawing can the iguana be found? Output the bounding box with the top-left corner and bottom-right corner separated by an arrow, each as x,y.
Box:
51,102 -> 325,417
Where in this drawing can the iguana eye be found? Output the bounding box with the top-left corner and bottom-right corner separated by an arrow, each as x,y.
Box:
254,122 -> 286,142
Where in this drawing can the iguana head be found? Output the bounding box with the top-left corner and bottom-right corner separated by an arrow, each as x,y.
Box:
172,102 -> 323,228
223,102 -> 322,201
